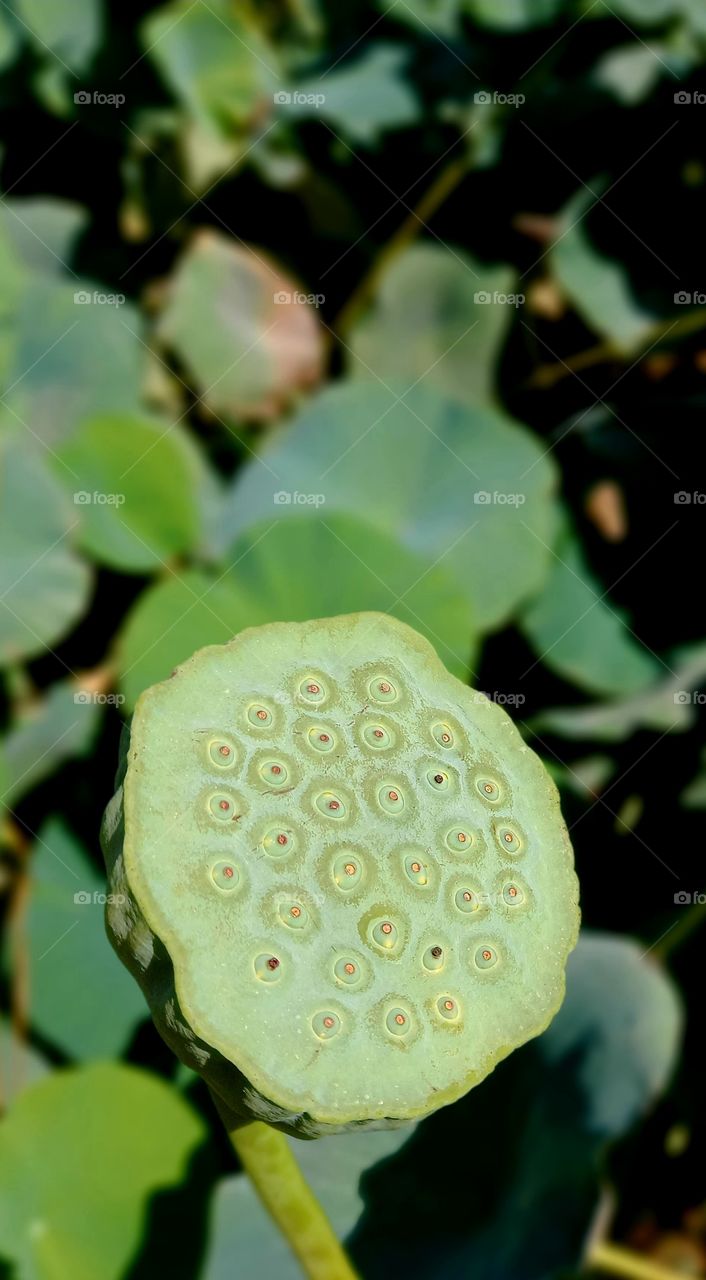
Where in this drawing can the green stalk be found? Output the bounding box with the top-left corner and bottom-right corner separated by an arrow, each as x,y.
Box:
211,1094 -> 359,1280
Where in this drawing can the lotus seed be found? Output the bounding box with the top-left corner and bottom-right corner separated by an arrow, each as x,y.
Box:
211,861 -> 240,891
248,704 -> 273,727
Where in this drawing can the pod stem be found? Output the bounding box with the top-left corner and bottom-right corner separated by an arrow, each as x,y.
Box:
211,1095 -> 359,1280
590,1241 -> 687,1280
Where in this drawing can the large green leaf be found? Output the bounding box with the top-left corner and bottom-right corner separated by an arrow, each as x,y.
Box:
115,568 -> 259,711
0,679 -> 102,809
23,819 -> 146,1059
286,45 -> 418,145
220,380 -> 559,631
142,0 -> 279,134
0,198 -> 87,275
0,433 -> 92,665
227,514 -> 476,679
0,1062 -> 206,1280
519,518 -> 659,696
348,244 -> 516,406
54,415 -> 203,573
14,0 -> 101,73
551,188 -> 656,354
115,514 -> 476,708
155,230 -> 325,421
348,932 -> 682,1280
2,275 -> 146,449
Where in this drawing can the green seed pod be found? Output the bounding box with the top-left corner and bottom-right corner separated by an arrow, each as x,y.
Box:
101,613 -> 579,1138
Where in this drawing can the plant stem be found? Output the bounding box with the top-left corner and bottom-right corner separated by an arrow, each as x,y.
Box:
590,1240 -> 687,1280
214,1103 -> 359,1280
334,154 -> 469,337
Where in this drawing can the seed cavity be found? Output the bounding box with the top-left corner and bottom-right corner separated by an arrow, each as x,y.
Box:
210,860 -> 239,891
378,784 -> 405,815
208,739 -> 236,768
431,722 -> 454,748
403,854 -> 429,886
385,1006 -> 412,1037
426,769 -> 449,792
475,945 -> 498,970
333,852 -> 363,890
496,824 -> 522,854
247,704 -> 273,728
503,882 -> 525,905
208,792 -> 237,822
299,677 -> 326,705
262,826 -> 296,858
334,956 -> 364,986
312,1010 -> 341,1039
445,827 -> 473,854
422,945 -> 445,972
371,918 -> 399,952
455,887 -> 480,915
259,759 -> 289,788
315,790 -> 348,819
254,953 -> 283,982
436,996 -> 459,1021
369,677 -> 398,704
278,900 -> 308,930
307,726 -> 335,753
477,778 -> 501,802
362,723 -> 394,750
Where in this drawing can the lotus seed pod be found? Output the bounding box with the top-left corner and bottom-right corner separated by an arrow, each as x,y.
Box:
101,613 -> 579,1138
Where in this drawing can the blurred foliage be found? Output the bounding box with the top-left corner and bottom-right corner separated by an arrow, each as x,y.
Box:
1,0 -> 705,1276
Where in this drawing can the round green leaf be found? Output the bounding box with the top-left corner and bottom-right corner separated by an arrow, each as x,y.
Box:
55,415 -> 203,573
221,380 -> 559,631
227,514 -> 476,680
0,1063 -> 206,1280
0,433 -> 91,665
348,244 -> 516,405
